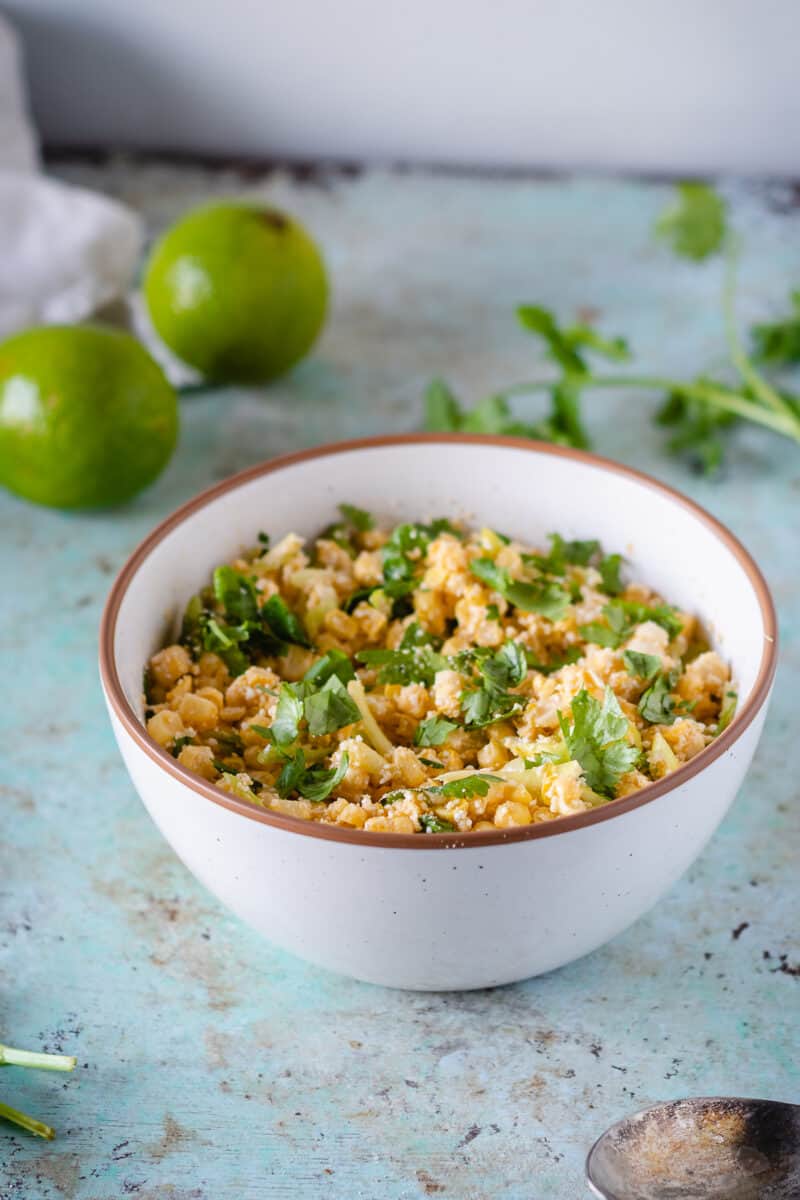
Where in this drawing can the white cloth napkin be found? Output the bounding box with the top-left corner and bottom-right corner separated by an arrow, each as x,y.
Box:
0,14 -> 143,339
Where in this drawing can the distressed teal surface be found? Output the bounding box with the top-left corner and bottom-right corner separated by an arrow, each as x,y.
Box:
1,165 -> 798,1199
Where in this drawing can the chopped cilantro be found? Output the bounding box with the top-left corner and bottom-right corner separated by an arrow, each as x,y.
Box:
339,503 -> 374,531
143,667 -> 155,705
419,813 -> 456,833
419,757 -> 445,769
470,558 -> 571,620
638,670 -> 680,725
276,749 -> 350,803
622,650 -> 661,680
485,603 -> 500,621
481,640 -> 527,691
526,646 -> 582,675
425,774 -> 504,799
527,533 -> 600,575
342,586 -> 375,613
304,675 -> 361,736
598,553 -> 624,596
414,716 -> 459,747
655,182 -> 727,261
213,565 -> 260,624
269,684 -> 305,746
357,622 -> 447,685
460,640 -> 528,729
170,735 -> 193,758
581,599 -> 682,648
304,648 -> 355,688
257,531 -> 270,547
261,594 -> 311,649
380,789 -> 406,806
248,723 -> 275,741
212,729 -> 244,755
559,687 -> 639,797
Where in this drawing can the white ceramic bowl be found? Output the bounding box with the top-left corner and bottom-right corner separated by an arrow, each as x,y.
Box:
100,436 -> 777,990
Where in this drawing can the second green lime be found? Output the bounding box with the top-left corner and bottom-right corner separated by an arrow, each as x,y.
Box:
143,202 -> 328,383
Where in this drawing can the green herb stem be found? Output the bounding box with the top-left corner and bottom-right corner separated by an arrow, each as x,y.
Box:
497,375 -> 800,443
0,1099 -> 55,1140
0,1044 -> 77,1072
721,241 -> 793,419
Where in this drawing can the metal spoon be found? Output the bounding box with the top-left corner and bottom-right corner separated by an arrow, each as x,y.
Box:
586,1097 -> 800,1199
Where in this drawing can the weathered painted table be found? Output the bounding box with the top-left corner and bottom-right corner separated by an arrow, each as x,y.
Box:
1,164 -> 798,1200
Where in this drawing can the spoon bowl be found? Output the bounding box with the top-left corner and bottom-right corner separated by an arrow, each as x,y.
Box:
586,1097 -> 800,1200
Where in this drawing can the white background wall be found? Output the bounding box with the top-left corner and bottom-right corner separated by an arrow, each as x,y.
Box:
5,0 -> 800,174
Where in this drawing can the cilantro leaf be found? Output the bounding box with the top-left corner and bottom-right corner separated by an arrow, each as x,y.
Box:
598,553 -> 624,596
414,716 -> 459,747
425,773 -> 504,799
655,388 -> 737,475
200,616 -> 252,677
276,749 -> 350,802
581,599 -> 682,648
357,623 -> 446,685
419,813 -> 456,833
622,650 -> 661,680
542,533 -> 600,572
470,558 -> 571,620
517,306 -> 630,375
213,565 -> 260,623
339,503 -> 374,531
270,683 -> 305,746
504,578 -> 571,620
424,378 -> 463,431
559,687 -> 639,797
304,648 -> 355,688
304,674 -> 361,736
655,182 -> 727,261
526,646 -> 582,675
460,641 -> 528,728
261,594 -> 311,649
638,670 -> 679,725
481,640 -> 527,690
751,291 -> 800,365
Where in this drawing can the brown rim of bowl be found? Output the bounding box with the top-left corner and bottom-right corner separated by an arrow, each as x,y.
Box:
99,433 -> 778,851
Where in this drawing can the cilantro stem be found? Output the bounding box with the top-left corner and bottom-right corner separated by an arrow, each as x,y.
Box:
0,1045 -> 77,1072
721,240 -> 794,419
0,1099 -> 55,1140
498,375 -> 800,443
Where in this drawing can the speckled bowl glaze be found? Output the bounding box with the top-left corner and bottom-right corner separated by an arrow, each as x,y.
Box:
100,436 -> 777,990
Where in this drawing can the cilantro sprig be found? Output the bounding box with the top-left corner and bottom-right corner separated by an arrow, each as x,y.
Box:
460,640 -> 528,729
559,687 -> 639,797
424,184 -> 800,473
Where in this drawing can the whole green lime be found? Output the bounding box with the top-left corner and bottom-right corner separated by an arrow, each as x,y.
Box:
143,202 -> 328,383
0,325 -> 178,509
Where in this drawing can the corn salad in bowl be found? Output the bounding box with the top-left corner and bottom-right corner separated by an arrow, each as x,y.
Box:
143,504 -> 736,836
